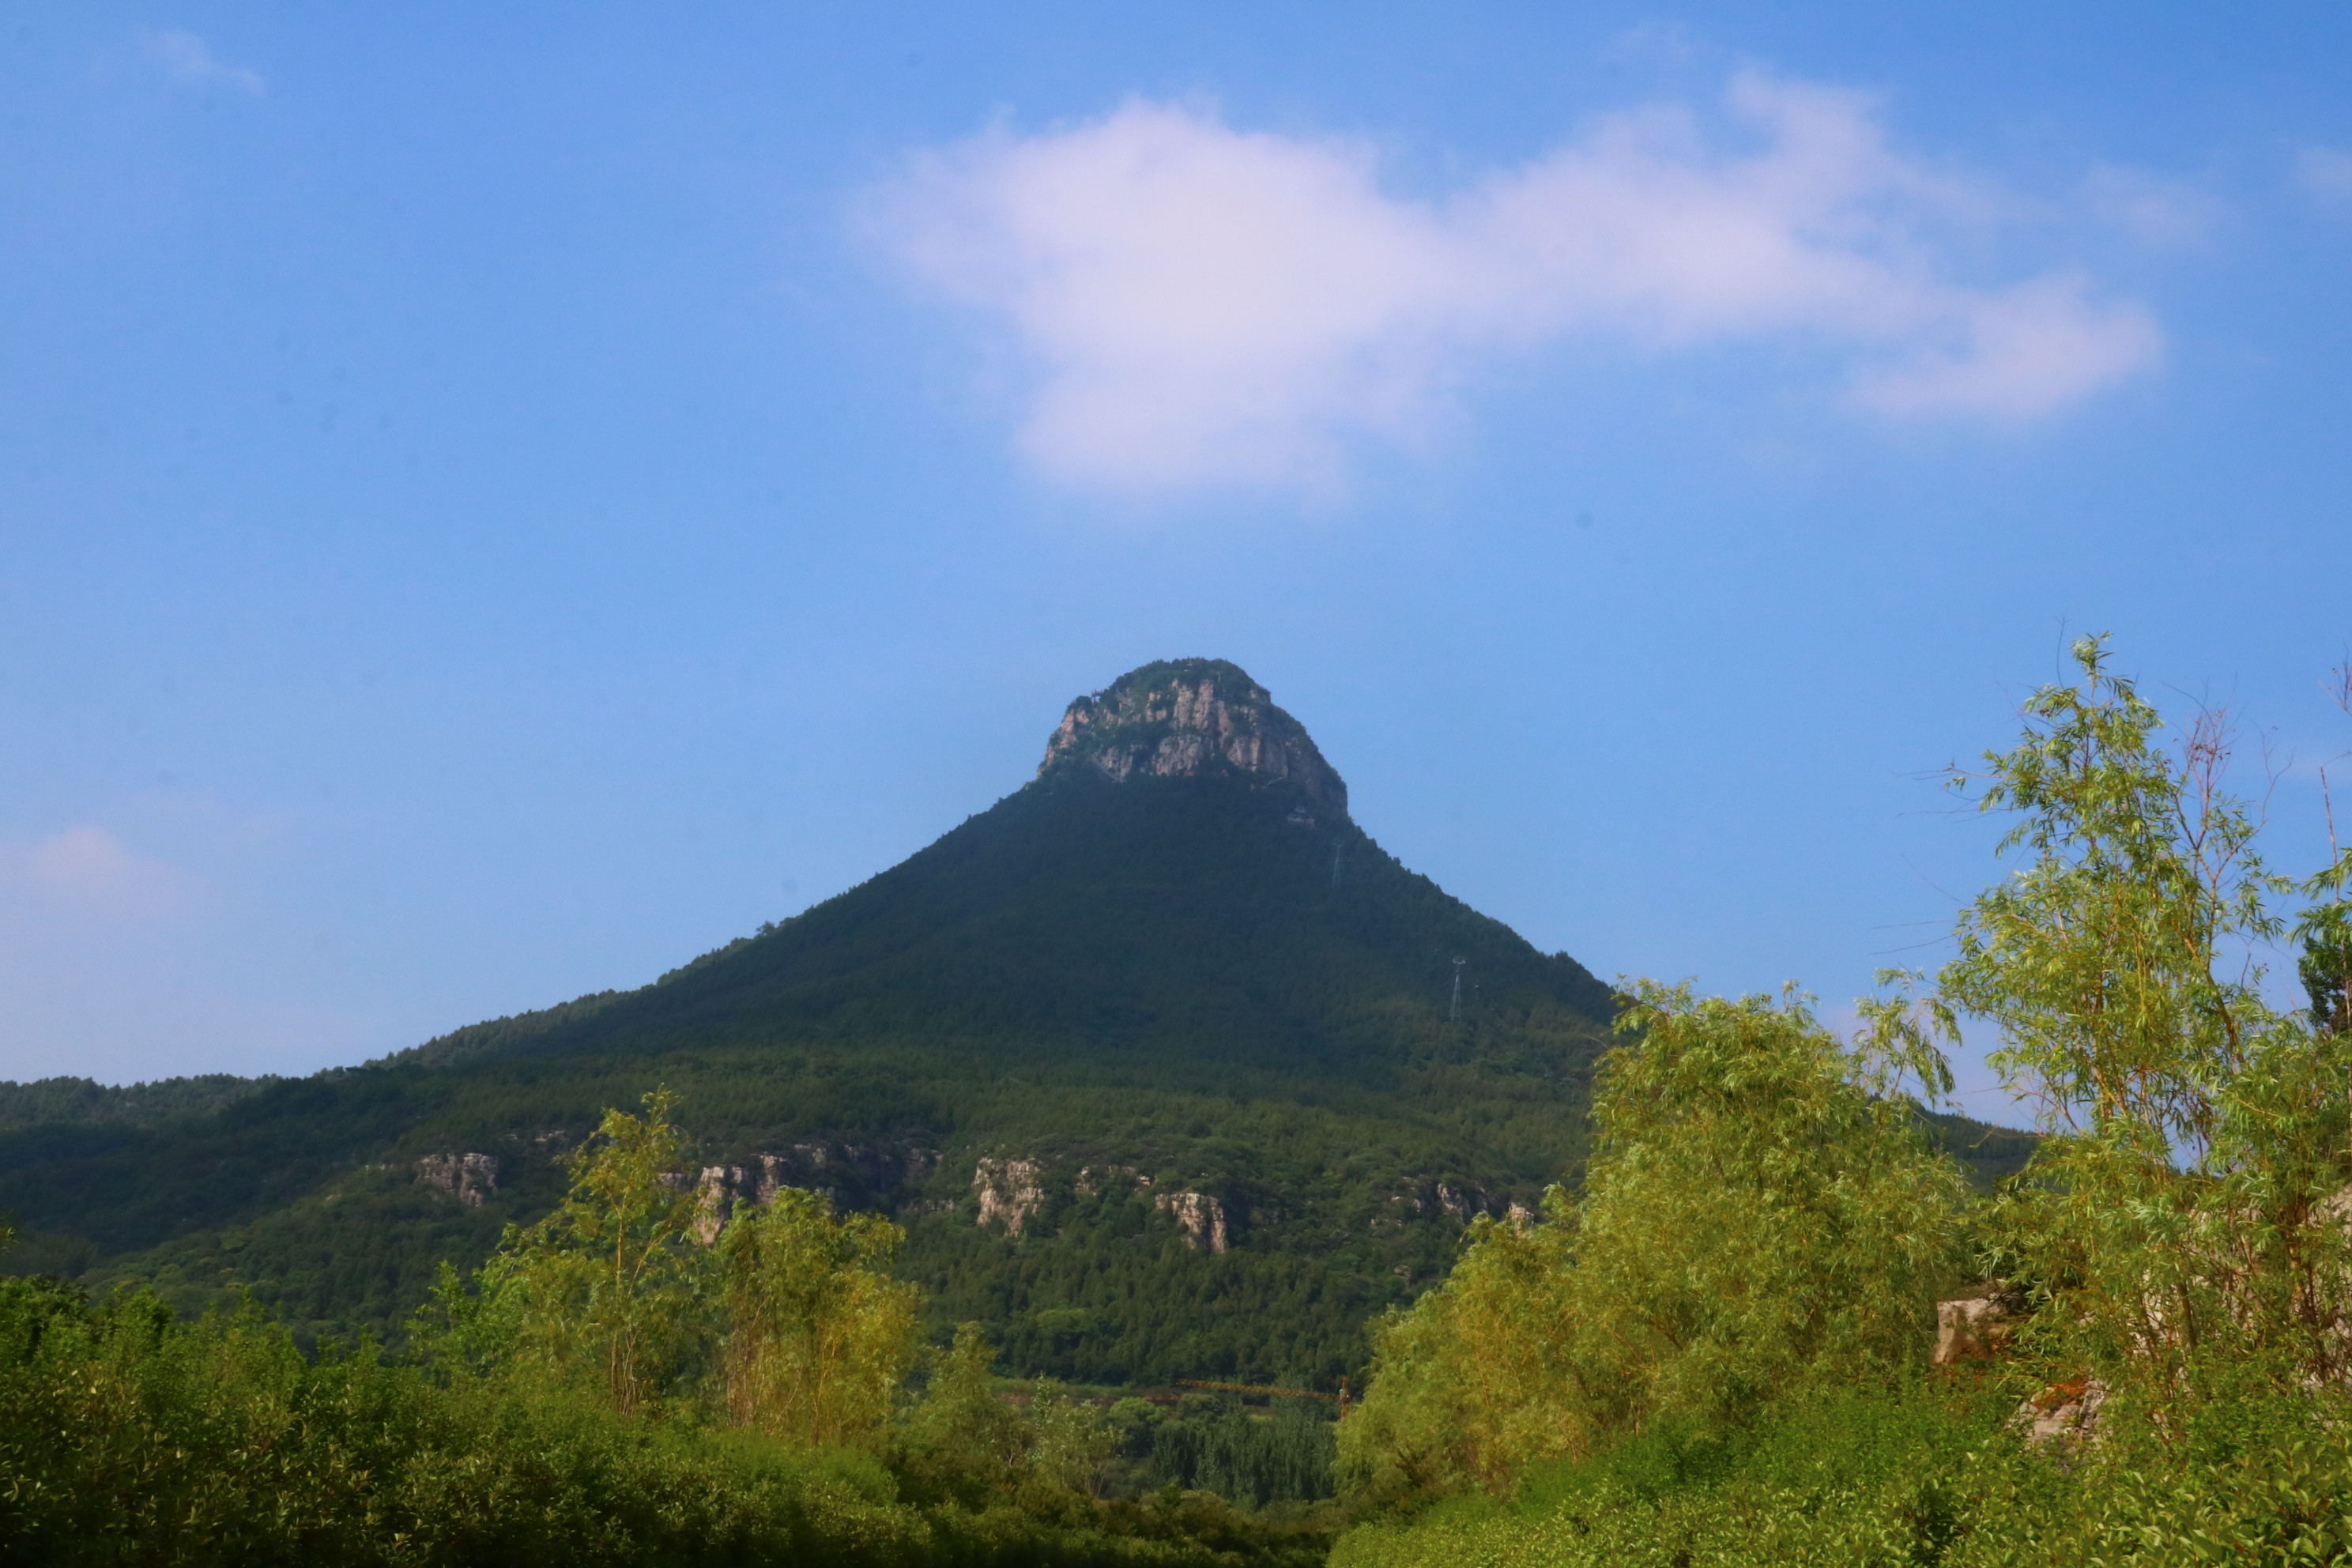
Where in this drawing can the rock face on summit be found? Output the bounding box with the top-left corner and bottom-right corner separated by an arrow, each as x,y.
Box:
1038,658 -> 1347,812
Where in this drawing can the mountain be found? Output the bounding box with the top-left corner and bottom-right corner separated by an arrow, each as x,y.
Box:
0,658 -> 2013,1386
392,658 -> 1611,1079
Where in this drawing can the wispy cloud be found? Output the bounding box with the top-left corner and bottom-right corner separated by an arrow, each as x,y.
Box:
2298,145 -> 2352,204
866,74 -> 2162,497
2082,163 -> 2220,247
9,825 -> 197,920
138,28 -> 265,96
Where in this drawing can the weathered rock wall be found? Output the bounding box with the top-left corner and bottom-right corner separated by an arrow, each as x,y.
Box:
1039,658 -> 1347,812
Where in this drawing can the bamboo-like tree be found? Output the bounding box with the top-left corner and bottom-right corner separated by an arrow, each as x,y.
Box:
469,1087 -> 708,1415
716,1187 -> 918,1447
1921,636 -> 2352,1404
2300,664 -> 2352,1039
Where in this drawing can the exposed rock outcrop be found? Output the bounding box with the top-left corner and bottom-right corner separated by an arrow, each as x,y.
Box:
685,1142 -> 940,1242
974,1157 -> 1046,1235
1436,1182 -> 1483,1223
691,1165 -> 743,1245
2015,1376 -> 2109,1446
1372,1180 -> 1504,1229
416,1152 -> 498,1208
1934,1288 -> 2024,1366
1154,1190 -> 1229,1253
1038,658 -> 1346,812
1930,1286 -> 2103,1447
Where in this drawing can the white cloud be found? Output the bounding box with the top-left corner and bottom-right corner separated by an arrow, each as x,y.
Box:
1853,273 -> 2162,419
2082,163 -> 2219,247
867,75 -> 2162,496
138,29 -> 265,96
11,825 -> 196,920
2298,145 -> 2352,203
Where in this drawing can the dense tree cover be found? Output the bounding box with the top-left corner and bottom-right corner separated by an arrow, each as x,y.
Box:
0,762 -> 2031,1399
0,1073 -> 277,1133
1337,639 -> 2352,1562
0,1090 -> 1351,1563
0,770 -> 1634,1388
15,1049 -> 1574,1380
392,771 -> 1619,1073
1135,1400 -> 1337,1508
1337,986 -> 1969,1502
421,1092 -> 1341,1515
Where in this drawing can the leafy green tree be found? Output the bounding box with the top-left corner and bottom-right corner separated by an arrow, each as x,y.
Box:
1025,1378 -> 1119,1497
2300,928 -> 2350,1035
717,1187 -> 918,1447
468,1087 -> 708,1414
1920,635 -> 2352,1404
891,1322 -> 1026,1504
1343,985 -> 1966,1500
1336,1193 -> 1580,1500
2297,662 -> 2352,1038
1568,983 -> 1966,1434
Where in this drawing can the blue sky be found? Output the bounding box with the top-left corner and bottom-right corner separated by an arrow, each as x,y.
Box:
4,4 -> 2350,1121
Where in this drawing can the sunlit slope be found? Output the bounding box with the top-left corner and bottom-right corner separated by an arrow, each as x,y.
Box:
432,768 -> 1616,1075
0,765 -> 1623,1381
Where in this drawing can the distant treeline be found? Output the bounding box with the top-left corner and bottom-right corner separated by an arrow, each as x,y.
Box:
0,1073 -> 277,1133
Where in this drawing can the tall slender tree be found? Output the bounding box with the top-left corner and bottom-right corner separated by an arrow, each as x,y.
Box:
717,1187 -> 918,1446
468,1087 -> 709,1415
1922,636 -> 2352,1404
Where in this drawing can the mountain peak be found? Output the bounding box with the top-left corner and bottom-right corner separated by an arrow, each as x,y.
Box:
1038,658 -> 1348,812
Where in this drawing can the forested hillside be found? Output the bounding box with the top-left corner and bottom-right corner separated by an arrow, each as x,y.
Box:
13,652 -> 2233,1566
0,662 -> 1625,1385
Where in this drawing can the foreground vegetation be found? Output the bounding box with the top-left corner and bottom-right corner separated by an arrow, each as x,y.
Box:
8,637 -> 2350,1562
0,1089 -> 1340,1566
0,1271 -> 1341,1566
1336,639 -> 2352,1562
1336,1375 -> 2352,1567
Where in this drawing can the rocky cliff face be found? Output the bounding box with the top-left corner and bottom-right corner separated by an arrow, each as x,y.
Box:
1153,1189 -> 1229,1253
1038,658 -> 1347,813
973,1156 -> 1046,1235
688,1141 -> 940,1242
415,1152 -> 499,1208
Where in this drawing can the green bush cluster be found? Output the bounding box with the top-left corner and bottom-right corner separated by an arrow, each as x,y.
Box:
1334,1377 -> 2352,1568
1337,984 -> 1970,1504
0,1228 -> 1330,1566
0,1274 -> 937,1567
